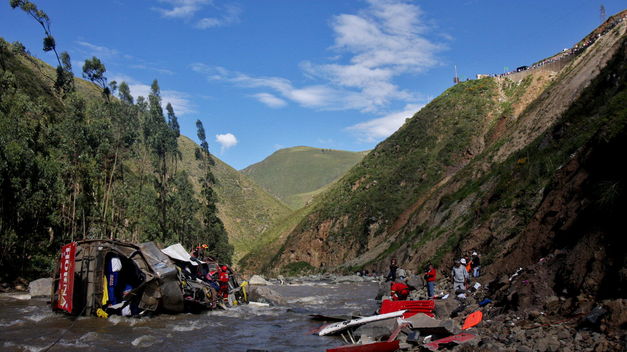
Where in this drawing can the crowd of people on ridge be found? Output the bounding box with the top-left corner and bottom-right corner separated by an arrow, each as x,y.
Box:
189,244 -> 234,304
476,14 -> 626,79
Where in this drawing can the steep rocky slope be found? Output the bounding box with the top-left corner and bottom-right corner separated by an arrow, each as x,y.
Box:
241,146 -> 367,209
262,12 -> 627,305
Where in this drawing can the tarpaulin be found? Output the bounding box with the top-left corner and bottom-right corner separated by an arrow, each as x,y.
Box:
56,242 -> 77,313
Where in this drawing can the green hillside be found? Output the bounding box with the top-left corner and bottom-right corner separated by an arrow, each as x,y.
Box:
0,36 -> 289,279
257,14 -> 627,291
177,136 -> 292,261
241,146 -> 368,209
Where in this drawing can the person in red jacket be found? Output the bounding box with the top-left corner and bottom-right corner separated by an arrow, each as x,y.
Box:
218,265 -> 230,302
424,263 -> 437,299
390,281 -> 410,301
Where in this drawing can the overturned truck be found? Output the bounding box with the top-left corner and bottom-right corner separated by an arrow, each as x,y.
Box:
51,240 -> 240,317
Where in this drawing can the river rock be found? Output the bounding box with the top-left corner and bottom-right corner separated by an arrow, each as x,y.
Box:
435,296 -> 461,318
406,275 -> 423,289
247,286 -> 287,306
353,319 -> 396,340
29,278 -> 52,298
248,275 -> 270,286
406,313 -> 441,328
333,275 -> 365,283
603,298 -> 627,329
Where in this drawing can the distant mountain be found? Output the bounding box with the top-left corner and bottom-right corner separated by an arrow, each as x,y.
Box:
177,136 -> 292,261
241,146 -> 368,209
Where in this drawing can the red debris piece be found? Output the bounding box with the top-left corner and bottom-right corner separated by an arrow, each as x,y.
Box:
424,333 -> 477,351
462,310 -> 483,330
380,299 -> 435,318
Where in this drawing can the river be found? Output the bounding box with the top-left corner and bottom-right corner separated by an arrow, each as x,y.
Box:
0,279 -> 380,352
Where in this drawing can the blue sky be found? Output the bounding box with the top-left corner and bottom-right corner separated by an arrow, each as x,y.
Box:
1,0 -> 625,169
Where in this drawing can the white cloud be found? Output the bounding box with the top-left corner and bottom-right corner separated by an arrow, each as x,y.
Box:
76,41 -> 119,59
347,104 -> 423,142
190,0 -> 440,113
110,75 -> 195,116
130,64 -> 174,75
301,0 -> 441,106
75,41 -> 174,76
191,63 -> 377,111
216,133 -> 238,152
252,93 -> 287,108
154,0 -> 242,29
196,4 -> 241,28
154,0 -> 211,18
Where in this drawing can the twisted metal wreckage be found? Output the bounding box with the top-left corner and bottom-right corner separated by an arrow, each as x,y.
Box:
51,240 -> 248,317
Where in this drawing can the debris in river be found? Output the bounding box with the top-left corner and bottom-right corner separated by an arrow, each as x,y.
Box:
50,240 -> 248,317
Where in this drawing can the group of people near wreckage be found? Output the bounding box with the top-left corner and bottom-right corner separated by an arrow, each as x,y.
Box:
189,244 -> 232,303
102,244 -> 233,316
386,251 -> 481,300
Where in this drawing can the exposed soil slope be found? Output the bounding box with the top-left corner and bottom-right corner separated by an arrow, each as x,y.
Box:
260,13 -> 627,307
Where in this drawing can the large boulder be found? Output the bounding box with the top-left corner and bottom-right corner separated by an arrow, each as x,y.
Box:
247,286 -> 287,306
406,313 -> 459,336
353,319 -> 397,340
28,278 -> 52,298
435,296 -> 461,318
248,275 -> 270,286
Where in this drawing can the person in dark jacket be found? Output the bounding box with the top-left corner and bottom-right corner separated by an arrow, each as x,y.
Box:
386,258 -> 398,282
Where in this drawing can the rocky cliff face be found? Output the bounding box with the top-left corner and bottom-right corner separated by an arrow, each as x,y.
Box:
267,15 -> 627,303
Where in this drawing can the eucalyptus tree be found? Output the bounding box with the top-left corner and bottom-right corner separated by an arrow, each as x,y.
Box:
118,82 -> 133,105
0,54 -> 64,277
195,120 -> 233,264
9,0 -> 74,96
82,56 -> 110,100
147,80 -> 175,242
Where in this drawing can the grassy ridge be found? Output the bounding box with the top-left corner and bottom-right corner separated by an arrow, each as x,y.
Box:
260,22 -> 627,277
299,78 -> 498,243
177,136 -> 292,261
241,146 -> 367,209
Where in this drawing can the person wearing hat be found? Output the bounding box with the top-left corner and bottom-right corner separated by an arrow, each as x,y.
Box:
471,251 -> 481,277
452,259 -> 469,291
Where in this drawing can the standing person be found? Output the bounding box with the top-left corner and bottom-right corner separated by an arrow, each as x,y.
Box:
464,255 -> 472,273
424,263 -> 437,299
190,245 -> 201,259
452,259 -> 469,292
218,265 -> 230,303
396,266 -> 407,282
386,258 -> 398,282
471,251 -> 481,277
